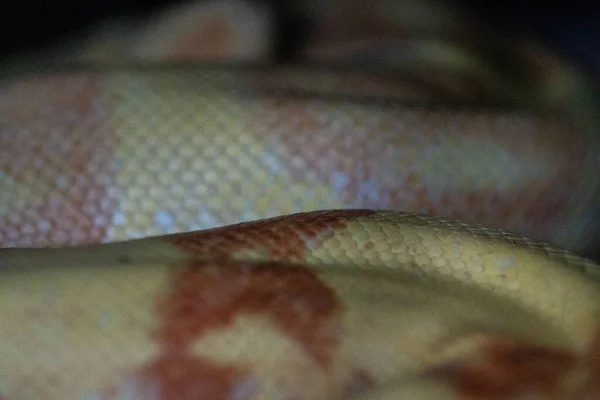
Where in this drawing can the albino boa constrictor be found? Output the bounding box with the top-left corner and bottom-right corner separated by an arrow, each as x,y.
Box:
1,209 -> 599,399
0,65 -> 600,399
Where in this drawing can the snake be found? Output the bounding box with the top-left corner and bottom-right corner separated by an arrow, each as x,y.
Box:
0,66 -> 599,398
1,2 -> 600,397
0,209 -> 599,399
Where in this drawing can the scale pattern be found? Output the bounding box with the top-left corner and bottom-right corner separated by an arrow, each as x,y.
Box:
0,210 -> 599,399
0,67 -> 597,257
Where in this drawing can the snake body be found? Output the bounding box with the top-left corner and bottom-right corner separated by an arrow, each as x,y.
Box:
0,66 -> 599,256
1,210 -> 599,399
1,1 -> 600,398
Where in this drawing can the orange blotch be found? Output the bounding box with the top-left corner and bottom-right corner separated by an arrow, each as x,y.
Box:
443,339 -> 577,399
167,209 -> 374,262
121,259 -> 343,399
134,354 -> 246,400
156,260 -> 343,367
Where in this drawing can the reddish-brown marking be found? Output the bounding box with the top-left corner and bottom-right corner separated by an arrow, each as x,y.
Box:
132,354 -> 246,400
167,210 -> 374,261
128,259 -> 342,399
442,338 -> 578,399
156,260 -> 343,367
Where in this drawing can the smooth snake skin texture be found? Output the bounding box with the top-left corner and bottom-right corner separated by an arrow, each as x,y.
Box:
0,67 -> 600,399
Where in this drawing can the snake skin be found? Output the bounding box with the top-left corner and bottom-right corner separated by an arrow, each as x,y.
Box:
1,0 -> 600,398
2,0 -> 600,397
1,64 -> 600,399
0,66 -> 598,256
1,210 -> 599,399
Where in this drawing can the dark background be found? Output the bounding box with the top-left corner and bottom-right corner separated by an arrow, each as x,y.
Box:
0,0 -> 598,75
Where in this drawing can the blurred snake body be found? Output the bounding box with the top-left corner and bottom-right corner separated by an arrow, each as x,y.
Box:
0,67 -> 600,399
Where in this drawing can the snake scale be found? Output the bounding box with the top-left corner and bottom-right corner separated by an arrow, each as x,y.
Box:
2,0 -> 600,398
0,208 -> 598,399
0,64 -> 599,399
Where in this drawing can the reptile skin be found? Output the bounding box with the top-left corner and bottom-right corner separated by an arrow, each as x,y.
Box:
0,65 -> 600,399
1,210 -> 599,399
0,66 -> 598,254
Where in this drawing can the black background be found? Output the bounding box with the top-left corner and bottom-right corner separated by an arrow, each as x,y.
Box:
0,0 -> 598,75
